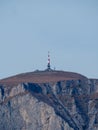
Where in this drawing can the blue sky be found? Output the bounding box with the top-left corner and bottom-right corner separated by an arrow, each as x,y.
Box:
0,0 -> 98,79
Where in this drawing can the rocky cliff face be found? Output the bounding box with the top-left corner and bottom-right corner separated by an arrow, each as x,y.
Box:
0,71 -> 98,130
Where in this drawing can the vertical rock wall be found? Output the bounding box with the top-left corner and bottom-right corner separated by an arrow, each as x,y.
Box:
0,79 -> 98,130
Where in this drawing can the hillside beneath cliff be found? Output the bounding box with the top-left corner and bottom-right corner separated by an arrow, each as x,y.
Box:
0,70 -> 98,130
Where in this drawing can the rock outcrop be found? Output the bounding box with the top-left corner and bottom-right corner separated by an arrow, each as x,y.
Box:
0,71 -> 98,130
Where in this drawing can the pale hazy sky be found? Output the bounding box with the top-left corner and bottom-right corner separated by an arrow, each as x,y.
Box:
0,0 -> 98,79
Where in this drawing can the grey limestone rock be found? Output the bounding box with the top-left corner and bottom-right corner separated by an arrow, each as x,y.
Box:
0,78 -> 98,130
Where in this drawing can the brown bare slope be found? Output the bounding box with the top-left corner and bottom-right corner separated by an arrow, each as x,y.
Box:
0,70 -> 87,86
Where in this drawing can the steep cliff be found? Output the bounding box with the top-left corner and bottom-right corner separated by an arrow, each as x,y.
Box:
0,71 -> 98,130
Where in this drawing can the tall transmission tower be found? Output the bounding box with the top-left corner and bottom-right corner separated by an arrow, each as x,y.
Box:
47,51 -> 51,70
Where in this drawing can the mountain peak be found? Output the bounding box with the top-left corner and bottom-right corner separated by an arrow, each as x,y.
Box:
0,70 -> 87,86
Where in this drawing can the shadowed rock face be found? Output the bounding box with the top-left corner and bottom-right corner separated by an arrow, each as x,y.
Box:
0,71 -> 98,130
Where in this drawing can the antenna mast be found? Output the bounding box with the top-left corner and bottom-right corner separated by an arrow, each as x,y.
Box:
47,51 -> 51,70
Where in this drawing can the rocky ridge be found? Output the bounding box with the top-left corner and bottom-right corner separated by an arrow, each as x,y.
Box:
0,71 -> 98,130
